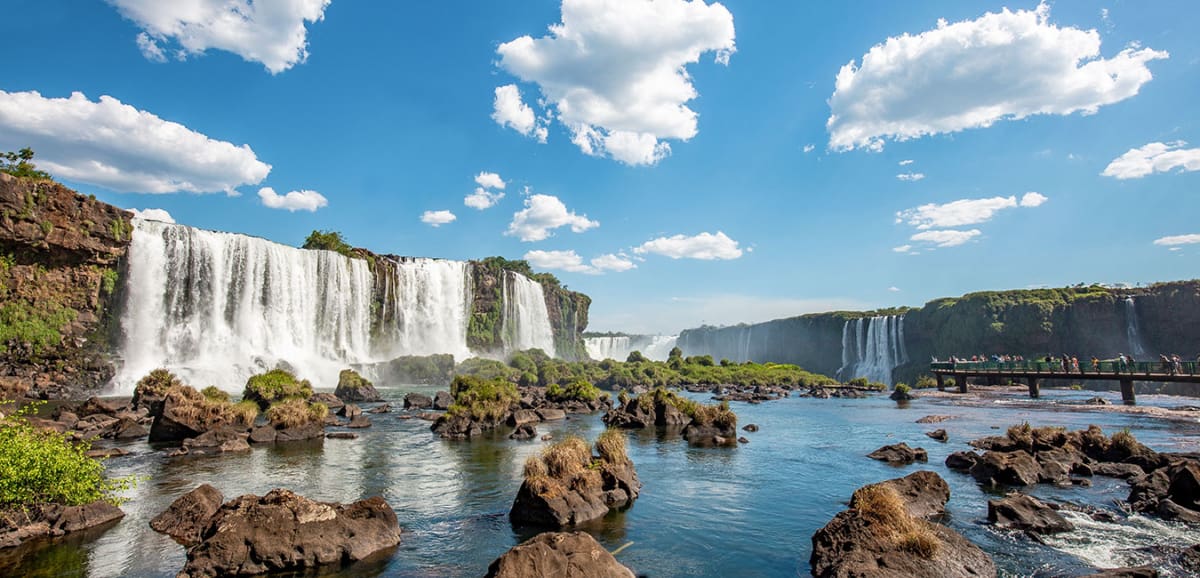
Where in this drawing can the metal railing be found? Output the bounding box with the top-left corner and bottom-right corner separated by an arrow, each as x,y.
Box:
930,360 -> 1199,376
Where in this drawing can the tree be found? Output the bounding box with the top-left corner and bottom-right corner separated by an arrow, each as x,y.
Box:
301,230 -> 355,257
0,148 -> 53,180
668,346 -> 683,361
626,351 -> 648,363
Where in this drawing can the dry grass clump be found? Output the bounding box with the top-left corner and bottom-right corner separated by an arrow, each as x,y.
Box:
1110,428 -> 1142,454
851,484 -> 941,560
595,428 -> 629,465
265,399 -> 326,429
200,386 -> 229,403
543,436 -> 590,479
167,386 -> 256,429
692,401 -> 737,430
132,368 -> 181,406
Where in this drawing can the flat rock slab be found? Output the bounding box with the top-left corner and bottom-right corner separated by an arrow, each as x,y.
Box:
868,443 -> 929,465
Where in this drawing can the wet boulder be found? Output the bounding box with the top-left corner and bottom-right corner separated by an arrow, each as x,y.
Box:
925,429 -> 948,442
987,493 -> 1073,534
308,393 -> 344,414
970,451 -> 1041,487
150,484 -> 224,546
432,390 -> 453,410
868,443 -> 929,465
811,471 -> 996,578
0,501 -> 124,549
510,433 -> 640,528
485,531 -> 635,578
181,428 -> 251,456
510,424 -> 537,440
945,451 -> 981,471
333,369 -> 381,403
179,489 -> 401,577
402,392 -> 432,410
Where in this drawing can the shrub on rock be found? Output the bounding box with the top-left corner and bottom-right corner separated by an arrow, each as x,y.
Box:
132,368 -> 182,412
333,369 -> 381,403
242,370 -> 313,410
149,386 -> 258,443
510,429 -> 641,528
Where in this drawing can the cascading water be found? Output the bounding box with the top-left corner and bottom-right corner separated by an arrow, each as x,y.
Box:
502,271 -> 556,357
374,257 -> 472,360
584,335 -> 679,361
837,315 -> 909,384
1124,297 -> 1147,360
118,219 -> 375,392
585,336 -> 631,361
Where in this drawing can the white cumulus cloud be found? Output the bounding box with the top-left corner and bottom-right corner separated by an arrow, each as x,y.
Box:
1019,192 -> 1048,207
888,286 -> 901,292
129,208 -> 175,223
1153,234 -> 1200,246
910,229 -> 981,248
827,3 -> 1167,151
464,187 -> 505,210
897,194 -> 1048,230
108,0 -> 331,74
1102,141 -> 1200,179
506,194 -> 598,242
899,159 -> 914,166
258,187 -> 327,212
492,85 -> 547,143
495,0 -> 736,165
474,172 -> 506,190
892,245 -> 912,253
420,210 -> 457,227
524,250 -> 635,275
0,90 -> 270,194
896,172 -> 925,181
633,231 -> 742,260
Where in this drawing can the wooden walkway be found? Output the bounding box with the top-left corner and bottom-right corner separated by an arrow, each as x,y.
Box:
930,360 -> 1200,404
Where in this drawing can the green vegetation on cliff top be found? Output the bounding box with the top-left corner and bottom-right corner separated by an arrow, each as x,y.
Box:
0,148 -> 52,181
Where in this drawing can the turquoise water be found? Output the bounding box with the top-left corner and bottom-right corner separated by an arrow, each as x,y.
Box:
5,386 -> 1200,577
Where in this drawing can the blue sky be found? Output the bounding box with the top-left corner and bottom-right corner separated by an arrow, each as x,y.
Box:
2,0 -> 1198,334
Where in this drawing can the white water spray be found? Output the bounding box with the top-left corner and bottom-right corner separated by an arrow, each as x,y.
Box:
502,271 -> 556,357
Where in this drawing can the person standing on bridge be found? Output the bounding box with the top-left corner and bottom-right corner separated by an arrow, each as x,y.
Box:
1091,356 -> 1100,373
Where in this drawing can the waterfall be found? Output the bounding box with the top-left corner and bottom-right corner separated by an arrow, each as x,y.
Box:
585,335 -> 679,361
585,336 -> 631,361
502,271 -> 556,357
838,315 -> 908,384
118,220 -> 375,392
1124,297 -> 1147,359
374,257 -> 472,360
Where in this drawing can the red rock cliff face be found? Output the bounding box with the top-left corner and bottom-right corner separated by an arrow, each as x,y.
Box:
0,173 -> 131,399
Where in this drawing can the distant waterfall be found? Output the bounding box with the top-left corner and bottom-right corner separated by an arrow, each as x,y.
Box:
1124,297 -> 1147,359
837,315 -> 909,384
584,335 -> 678,361
585,336 -> 631,360
374,257 -> 472,360
502,271 -> 556,357
119,220 -> 375,392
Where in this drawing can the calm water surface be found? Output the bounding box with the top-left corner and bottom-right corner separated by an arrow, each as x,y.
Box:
6,386 -> 1200,577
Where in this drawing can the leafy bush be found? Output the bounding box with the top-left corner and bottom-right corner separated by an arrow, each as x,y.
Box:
132,369 -> 182,405
336,369 -> 372,390
100,268 -> 119,296
447,375 -> 519,423
200,386 -> 230,403
914,375 -> 938,389
547,379 -> 601,402
0,403 -> 137,507
848,377 -> 869,387
0,148 -> 52,180
243,369 -> 313,409
893,383 -> 912,395
0,301 -> 76,356
301,230 -> 357,258
626,351 -> 648,363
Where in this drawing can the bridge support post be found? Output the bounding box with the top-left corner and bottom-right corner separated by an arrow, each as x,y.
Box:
1120,379 -> 1135,405
958,376 -> 968,394
936,374 -> 944,391
1028,378 -> 1040,399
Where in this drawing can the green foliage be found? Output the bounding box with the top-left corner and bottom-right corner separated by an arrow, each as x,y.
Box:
100,268 -> 119,296
0,148 -> 53,180
848,377 -> 868,387
301,230 -> 359,259
243,369 -> 313,409
265,398 -> 327,428
108,218 -> 130,242
547,378 -> 601,402
626,351 -> 648,363
0,301 -> 77,355
893,383 -> 912,395
336,369 -> 372,390
0,402 -> 137,507
447,375 -> 519,423
39,220 -> 53,236
200,386 -> 230,403
914,375 -> 938,389
133,369 -> 182,401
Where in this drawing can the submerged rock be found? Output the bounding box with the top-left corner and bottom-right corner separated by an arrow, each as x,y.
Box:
0,501 -> 124,549
510,424 -> 537,440
179,489 -> 401,577
810,471 -> 996,578
485,531 -> 635,578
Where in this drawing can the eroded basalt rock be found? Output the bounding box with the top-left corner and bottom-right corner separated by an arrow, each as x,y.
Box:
485,531 -> 635,578
868,443 -> 929,465
149,484 -> 224,547
0,500 -> 124,549
510,434 -> 641,528
987,493 -> 1073,534
179,489 -> 401,577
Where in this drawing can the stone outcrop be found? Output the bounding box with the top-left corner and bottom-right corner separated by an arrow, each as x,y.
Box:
333,369 -> 381,403
148,386 -> 254,443
602,389 -> 737,447
0,500 -> 124,549
149,484 -> 224,546
485,532 -> 635,578
0,174 -> 132,399
986,493 -> 1073,534
810,471 -> 996,578
179,489 -> 401,577
868,443 -> 929,465
510,432 -> 640,528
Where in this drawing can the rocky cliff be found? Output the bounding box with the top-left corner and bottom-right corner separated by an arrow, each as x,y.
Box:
466,257 -> 590,361
0,173 -> 131,399
678,282 -> 1200,387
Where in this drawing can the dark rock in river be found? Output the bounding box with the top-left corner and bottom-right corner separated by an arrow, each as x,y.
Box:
868,443 -> 929,465
338,404 -> 362,419
682,423 -> 738,447
308,392 -> 344,414
179,489 -> 401,577
536,408 -> 566,421
916,415 -> 954,424
510,424 -> 537,440
945,451 -> 981,471
987,493 -> 1073,534
0,500 -> 124,549
970,451 -> 1041,487
402,392 -> 432,409
743,423 -> 759,432
346,415 -> 372,429
508,408 -> 540,427
150,484 -> 224,547
333,369 -> 381,403
1080,568 -> 1159,578
149,387 -> 251,443
810,471 -> 996,578
326,432 -> 358,439
432,390 -> 453,410
1128,458 -> 1200,520
510,434 -> 640,528
925,429 -> 948,442
181,428 -> 251,456
485,531 -> 635,578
